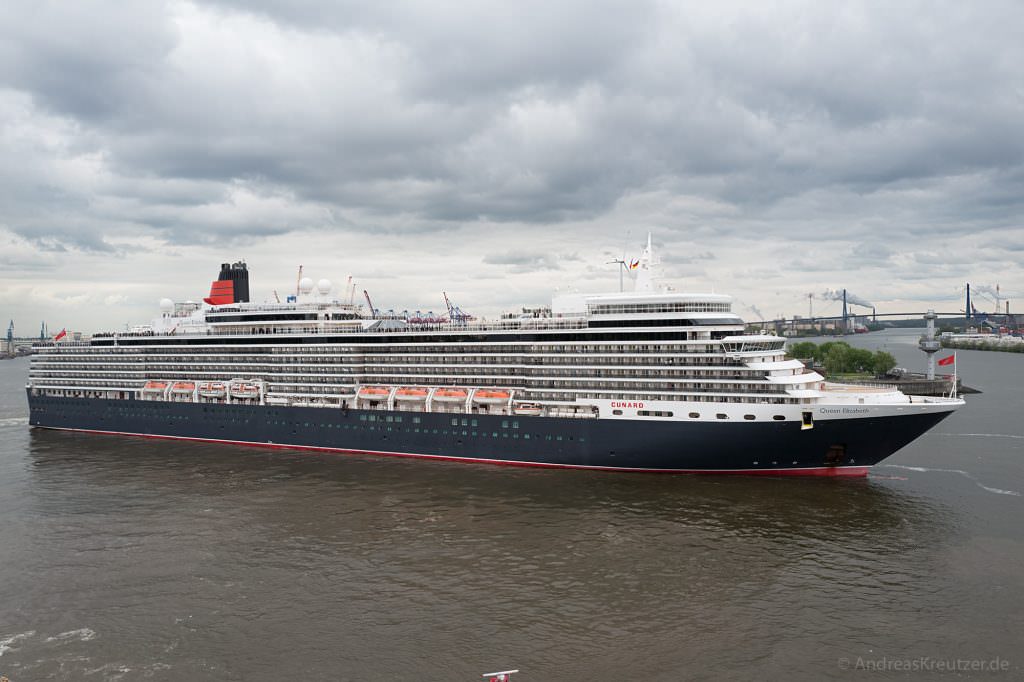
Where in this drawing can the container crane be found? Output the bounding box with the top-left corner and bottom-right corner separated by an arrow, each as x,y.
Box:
443,292 -> 474,323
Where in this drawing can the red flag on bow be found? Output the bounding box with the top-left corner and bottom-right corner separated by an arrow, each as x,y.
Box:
54,328 -> 67,341
937,354 -> 955,366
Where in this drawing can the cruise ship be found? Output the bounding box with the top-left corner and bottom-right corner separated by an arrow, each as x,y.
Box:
26,237 -> 964,476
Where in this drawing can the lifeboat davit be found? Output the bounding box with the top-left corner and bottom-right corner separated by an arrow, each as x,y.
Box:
142,381 -> 168,394
513,402 -> 543,417
171,381 -> 196,394
473,389 -> 511,405
198,382 -> 226,398
229,380 -> 260,399
394,387 -> 429,402
433,388 -> 469,403
358,386 -> 390,402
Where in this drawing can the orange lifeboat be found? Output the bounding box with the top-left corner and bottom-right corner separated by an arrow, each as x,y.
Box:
229,380 -> 260,399
142,381 -> 168,394
473,389 -> 511,405
171,381 -> 196,394
513,402 -> 543,417
198,382 -> 226,398
394,387 -> 429,402
358,386 -> 391,402
433,387 -> 469,403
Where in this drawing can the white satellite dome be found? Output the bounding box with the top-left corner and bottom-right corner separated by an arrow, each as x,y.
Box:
317,278 -> 332,295
159,298 -> 174,313
298,277 -> 315,294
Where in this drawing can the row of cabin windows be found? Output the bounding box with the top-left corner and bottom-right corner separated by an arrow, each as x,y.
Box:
29,352 -> 761,368
79,403 -> 586,438
257,421 -> 584,442
38,385 -> 795,405
38,350 -> 684,364
40,341 -> 750,360
589,302 -> 731,314
611,409 -> 791,421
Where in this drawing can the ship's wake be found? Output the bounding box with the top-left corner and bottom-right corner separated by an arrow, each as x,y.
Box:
0,416 -> 29,427
880,464 -> 1021,496
45,628 -> 97,644
0,630 -> 36,657
935,432 -> 1024,440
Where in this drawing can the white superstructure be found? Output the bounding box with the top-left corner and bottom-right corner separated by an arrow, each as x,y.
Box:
28,237 -> 962,426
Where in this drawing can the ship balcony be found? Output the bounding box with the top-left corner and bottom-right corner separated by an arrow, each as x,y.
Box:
764,371 -> 825,385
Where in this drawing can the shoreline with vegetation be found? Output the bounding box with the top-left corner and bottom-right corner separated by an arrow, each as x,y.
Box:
786,341 -> 897,377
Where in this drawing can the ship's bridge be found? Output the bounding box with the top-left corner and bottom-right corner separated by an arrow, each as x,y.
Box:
720,334 -> 787,357
552,291 -> 743,329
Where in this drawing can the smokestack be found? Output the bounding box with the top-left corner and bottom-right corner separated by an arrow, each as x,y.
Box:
203,261 -> 250,305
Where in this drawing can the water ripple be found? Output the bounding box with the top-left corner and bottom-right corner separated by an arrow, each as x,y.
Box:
880,464 -> 1022,496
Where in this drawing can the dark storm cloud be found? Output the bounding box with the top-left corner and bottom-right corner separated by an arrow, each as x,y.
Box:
1,0 -> 1022,331
4,0 -> 1022,247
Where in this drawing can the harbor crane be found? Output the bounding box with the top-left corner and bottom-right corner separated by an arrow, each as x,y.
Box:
345,276 -> 356,305
363,289 -> 379,317
443,292 -> 474,323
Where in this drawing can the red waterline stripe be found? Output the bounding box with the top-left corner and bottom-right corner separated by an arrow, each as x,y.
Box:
37,426 -> 870,477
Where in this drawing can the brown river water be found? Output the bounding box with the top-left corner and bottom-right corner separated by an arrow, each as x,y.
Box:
1,330 -> 1021,680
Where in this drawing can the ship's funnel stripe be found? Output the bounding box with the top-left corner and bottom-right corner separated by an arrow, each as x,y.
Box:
204,279 -> 235,305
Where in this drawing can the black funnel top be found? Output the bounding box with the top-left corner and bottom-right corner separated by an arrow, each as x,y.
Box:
218,261 -> 250,303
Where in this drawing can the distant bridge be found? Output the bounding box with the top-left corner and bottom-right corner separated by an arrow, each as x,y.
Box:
767,312 -> 966,323
756,310 -> 1018,331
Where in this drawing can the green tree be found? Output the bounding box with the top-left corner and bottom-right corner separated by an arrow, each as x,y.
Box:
818,341 -> 850,364
849,348 -> 875,372
824,344 -> 853,374
788,341 -> 817,359
871,351 -> 897,375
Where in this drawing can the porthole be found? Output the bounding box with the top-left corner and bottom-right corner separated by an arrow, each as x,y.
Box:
716,413 -> 728,420
689,412 -> 700,418
743,414 -> 755,420
772,415 -> 785,421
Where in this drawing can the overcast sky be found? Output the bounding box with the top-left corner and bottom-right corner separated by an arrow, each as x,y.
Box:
2,0 -> 1022,334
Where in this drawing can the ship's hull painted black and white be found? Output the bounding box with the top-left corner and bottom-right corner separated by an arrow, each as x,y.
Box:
28,392 -> 955,476
25,239 -> 965,476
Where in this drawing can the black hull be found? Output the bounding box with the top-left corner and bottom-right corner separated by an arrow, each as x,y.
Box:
27,393 -> 954,476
